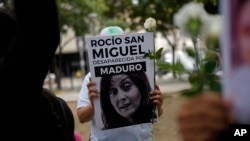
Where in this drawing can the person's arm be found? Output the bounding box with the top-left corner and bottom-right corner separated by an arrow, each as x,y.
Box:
77,104 -> 95,123
150,84 -> 164,117
177,92 -> 235,141
77,73 -> 99,123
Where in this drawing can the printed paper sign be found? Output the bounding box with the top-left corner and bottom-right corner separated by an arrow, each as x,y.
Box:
86,32 -> 157,130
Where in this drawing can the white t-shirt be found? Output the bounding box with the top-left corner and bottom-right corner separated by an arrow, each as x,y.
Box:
77,72 -> 153,141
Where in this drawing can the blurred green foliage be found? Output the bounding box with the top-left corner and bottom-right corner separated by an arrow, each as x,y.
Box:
0,0 -> 219,36
144,40 -> 221,97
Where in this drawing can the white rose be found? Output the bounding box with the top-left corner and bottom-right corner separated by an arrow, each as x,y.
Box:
173,1 -> 208,37
144,17 -> 156,30
203,15 -> 221,50
203,15 -> 221,38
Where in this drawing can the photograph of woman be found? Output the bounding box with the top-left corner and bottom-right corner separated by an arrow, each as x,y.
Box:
222,0 -> 250,124
100,72 -> 157,129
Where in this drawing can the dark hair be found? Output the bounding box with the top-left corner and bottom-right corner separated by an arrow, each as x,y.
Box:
100,72 -> 154,129
41,88 -> 75,141
0,8 -> 15,58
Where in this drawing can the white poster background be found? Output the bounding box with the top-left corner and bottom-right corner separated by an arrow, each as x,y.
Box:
86,32 -> 156,130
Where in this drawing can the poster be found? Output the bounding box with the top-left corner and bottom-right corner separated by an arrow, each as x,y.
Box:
221,0 -> 250,124
86,32 -> 157,130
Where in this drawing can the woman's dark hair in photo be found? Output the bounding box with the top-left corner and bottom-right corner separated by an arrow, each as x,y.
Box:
100,72 -> 155,129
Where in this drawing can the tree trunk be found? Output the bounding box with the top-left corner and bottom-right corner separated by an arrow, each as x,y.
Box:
164,31 -> 177,79
54,46 -> 62,90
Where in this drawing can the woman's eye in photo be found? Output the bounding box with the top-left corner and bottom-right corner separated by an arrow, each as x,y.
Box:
109,88 -> 117,96
122,82 -> 131,91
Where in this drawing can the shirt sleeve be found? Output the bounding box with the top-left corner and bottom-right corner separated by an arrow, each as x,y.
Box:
77,72 -> 91,109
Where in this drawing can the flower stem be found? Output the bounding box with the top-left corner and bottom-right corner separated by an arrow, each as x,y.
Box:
192,35 -> 200,71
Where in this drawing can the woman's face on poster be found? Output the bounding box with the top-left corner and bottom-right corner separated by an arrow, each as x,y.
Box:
238,1 -> 250,63
109,74 -> 142,119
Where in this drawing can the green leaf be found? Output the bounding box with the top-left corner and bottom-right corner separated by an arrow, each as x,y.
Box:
173,59 -> 185,74
185,48 -> 196,58
182,75 -> 204,97
202,60 -> 217,73
203,50 -> 218,61
188,72 -> 201,84
155,47 -> 163,60
208,80 -> 222,92
205,35 -> 220,51
157,62 -> 172,71
180,84 -> 203,97
188,73 -> 204,89
144,48 -> 163,60
143,50 -> 154,59
144,52 -> 151,58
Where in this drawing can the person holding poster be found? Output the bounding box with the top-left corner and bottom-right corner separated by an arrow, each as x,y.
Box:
77,26 -> 163,141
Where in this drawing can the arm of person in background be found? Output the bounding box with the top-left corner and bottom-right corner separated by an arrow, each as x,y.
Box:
150,84 -> 164,117
177,92 -> 235,141
77,73 -> 99,123
4,0 -> 60,96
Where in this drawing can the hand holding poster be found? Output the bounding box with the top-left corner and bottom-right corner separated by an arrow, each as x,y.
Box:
86,32 -> 157,130
221,0 -> 250,124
